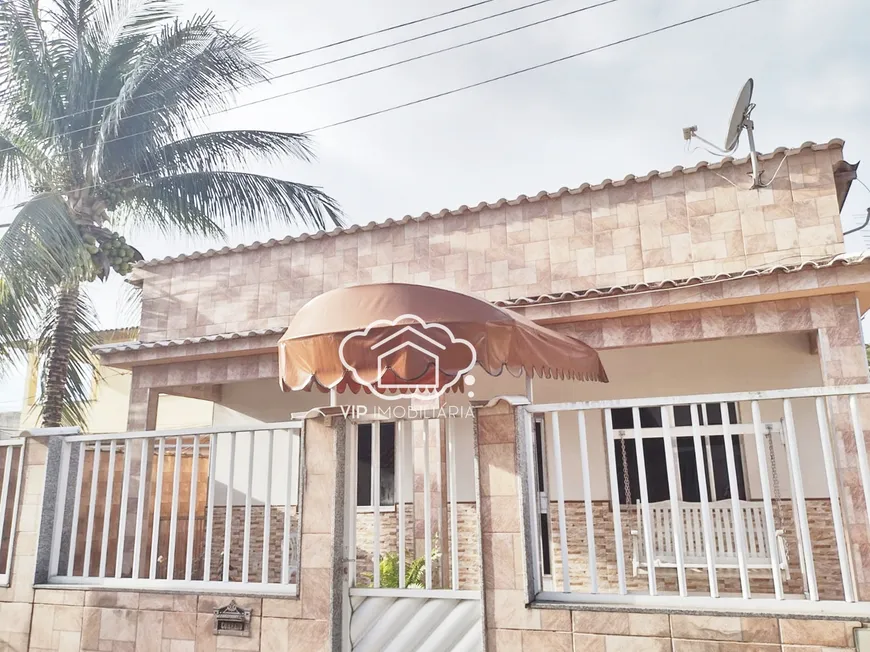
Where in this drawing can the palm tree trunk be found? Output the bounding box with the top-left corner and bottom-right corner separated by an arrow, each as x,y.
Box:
41,285 -> 79,428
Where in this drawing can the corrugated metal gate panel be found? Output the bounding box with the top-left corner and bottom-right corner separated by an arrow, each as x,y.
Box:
349,595 -> 482,652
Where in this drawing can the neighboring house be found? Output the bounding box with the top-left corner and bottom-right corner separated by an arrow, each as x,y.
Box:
3,139 -> 870,652
19,327 -> 214,433
0,411 -> 20,439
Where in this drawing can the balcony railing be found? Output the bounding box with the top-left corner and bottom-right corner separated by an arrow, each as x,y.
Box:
42,422 -> 302,594
522,385 -> 870,615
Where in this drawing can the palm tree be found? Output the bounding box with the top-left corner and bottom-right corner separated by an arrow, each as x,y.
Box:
0,0 -> 342,427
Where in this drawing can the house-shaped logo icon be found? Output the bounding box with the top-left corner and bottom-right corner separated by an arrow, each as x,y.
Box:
338,314 -> 477,401
370,325 -> 446,391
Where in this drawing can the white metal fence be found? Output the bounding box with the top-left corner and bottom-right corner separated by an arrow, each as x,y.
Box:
523,385 -> 870,615
44,422 -> 302,594
0,438 -> 24,586
346,417 -> 477,599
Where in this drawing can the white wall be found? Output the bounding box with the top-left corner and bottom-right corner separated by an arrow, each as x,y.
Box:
527,332 -> 828,501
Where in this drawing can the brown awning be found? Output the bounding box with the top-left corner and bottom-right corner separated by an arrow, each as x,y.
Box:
278,283 -> 606,394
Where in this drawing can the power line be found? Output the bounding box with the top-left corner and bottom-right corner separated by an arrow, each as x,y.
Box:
35,0 -> 500,122
28,0 -> 556,133
0,0 -> 765,214
10,0 -> 615,165
307,0 -> 764,133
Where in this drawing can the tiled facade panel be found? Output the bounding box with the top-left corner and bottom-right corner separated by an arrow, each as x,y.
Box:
135,147 -> 846,341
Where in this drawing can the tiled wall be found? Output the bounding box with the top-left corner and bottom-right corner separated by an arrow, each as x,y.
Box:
134,146 -> 846,341
547,499 -> 845,600
475,400 -> 867,652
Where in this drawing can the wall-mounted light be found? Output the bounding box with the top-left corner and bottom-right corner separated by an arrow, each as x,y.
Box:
856,627 -> 870,652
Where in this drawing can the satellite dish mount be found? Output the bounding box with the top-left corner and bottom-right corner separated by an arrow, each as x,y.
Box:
683,78 -> 762,188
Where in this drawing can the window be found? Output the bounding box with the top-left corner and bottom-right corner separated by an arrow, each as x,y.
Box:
356,422 -> 396,507
612,403 -> 746,504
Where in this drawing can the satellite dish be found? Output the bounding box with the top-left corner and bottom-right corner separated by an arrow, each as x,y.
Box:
724,78 -> 754,152
682,78 -> 761,187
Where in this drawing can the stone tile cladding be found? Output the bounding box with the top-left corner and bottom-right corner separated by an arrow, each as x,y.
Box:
548,499 -> 844,600
475,401 -> 868,652
207,506 -> 298,584
134,147 -> 846,342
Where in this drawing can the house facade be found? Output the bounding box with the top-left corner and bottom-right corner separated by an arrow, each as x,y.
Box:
1,139 -> 870,651
18,328 -> 214,434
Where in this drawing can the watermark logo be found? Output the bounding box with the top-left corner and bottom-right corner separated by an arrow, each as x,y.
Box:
338,314 -> 477,401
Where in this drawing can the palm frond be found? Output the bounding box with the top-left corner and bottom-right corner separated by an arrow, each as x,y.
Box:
35,286 -> 100,427
0,0 -> 64,133
97,13 -> 267,175
127,171 -> 343,233
138,130 -> 314,176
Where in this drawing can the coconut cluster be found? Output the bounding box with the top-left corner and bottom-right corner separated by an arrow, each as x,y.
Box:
79,229 -> 138,279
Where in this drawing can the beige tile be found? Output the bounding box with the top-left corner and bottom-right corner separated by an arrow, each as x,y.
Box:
81,607 -> 101,650
300,533 -> 333,569
85,592 -> 139,610
57,630 -> 82,652
485,589 -> 541,631
741,617 -> 779,644
138,594 -> 175,611
520,630 -> 572,651
539,608 -> 571,632
162,612 -> 196,640
195,613 -> 216,652
630,614 -> 670,637
54,604 -> 84,631
98,608 -> 138,642
0,631 -> 29,652
171,595 -> 198,613
300,568 -> 331,620
261,598 -> 301,619
136,611 -> 164,652
780,619 -> 859,647
604,635 -> 671,652
261,617 -> 289,652
671,615 -> 743,641
572,611 -> 629,635
573,633 -> 607,652
169,641 -> 194,652
285,619 -> 328,652
0,602 -> 32,633
29,604 -> 54,647
492,629 -> 523,651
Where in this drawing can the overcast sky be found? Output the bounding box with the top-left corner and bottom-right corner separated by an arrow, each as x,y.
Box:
2,0 -> 869,413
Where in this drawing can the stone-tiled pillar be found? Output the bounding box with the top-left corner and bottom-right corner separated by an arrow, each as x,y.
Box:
288,414 -> 346,651
123,377 -> 160,578
814,293 -> 870,600
475,400 -> 575,651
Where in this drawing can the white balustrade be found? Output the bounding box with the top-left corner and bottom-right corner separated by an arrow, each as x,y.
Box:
44,423 -> 302,594
525,385 -> 870,615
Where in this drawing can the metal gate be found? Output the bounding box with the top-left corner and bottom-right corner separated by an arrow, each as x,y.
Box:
342,417 -> 483,652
